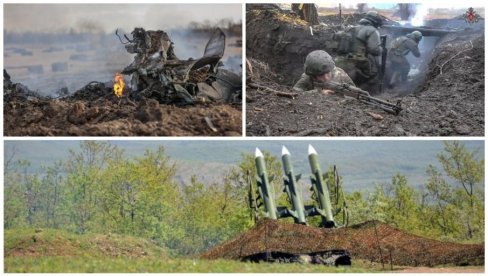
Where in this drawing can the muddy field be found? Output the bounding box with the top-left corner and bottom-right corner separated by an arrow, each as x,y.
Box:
201,219 -> 484,267
246,6 -> 484,136
4,80 -> 241,136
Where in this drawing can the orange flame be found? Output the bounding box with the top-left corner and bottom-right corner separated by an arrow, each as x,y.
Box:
113,73 -> 125,98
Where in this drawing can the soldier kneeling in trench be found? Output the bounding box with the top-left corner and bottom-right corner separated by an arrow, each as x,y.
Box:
293,50 -> 355,95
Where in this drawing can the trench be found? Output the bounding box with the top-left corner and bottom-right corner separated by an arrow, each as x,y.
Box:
246,6 -> 483,96
245,5 -> 484,136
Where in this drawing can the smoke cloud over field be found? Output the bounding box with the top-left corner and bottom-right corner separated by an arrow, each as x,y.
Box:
4,4 -> 241,33
4,4 -> 242,94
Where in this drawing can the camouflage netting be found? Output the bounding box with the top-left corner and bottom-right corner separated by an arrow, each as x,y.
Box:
201,219 -> 484,267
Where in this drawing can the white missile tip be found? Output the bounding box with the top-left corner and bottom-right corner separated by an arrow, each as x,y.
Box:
308,144 -> 318,155
255,148 -> 264,158
281,146 -> 290,156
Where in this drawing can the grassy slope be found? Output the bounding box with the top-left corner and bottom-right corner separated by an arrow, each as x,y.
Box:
4,228 -> 380,273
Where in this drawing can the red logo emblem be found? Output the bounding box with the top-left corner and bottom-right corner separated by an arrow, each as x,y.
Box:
463,7 -> 480,24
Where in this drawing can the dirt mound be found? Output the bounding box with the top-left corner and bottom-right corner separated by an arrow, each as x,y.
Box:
5,228 -> 167,259
246,6 -> 484,136
319,13 -> 399,27
4,81 -> 241,136
246,7 -> 340,86
201,219 -> 484,267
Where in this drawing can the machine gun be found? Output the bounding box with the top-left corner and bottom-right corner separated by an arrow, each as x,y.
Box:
320,81 -> 402,115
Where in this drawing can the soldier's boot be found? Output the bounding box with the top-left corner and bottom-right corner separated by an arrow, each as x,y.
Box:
388,71 -> 399,88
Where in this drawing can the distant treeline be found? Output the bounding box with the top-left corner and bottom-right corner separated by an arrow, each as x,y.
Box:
3,141 -> 484,256
4,19 -> 242,45
187,18 -> 242,35
4,30 -> 100,44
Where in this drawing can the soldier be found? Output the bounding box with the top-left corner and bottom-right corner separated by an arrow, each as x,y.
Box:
386,31 -> 422,87
291,3 -> 319,25
334,11 -> 383,94
293,50 -> 355,94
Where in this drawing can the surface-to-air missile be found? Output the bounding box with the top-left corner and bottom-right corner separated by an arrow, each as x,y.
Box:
281,146 -> 307,224
248,145 -> 352,266
308,144 -> 336,228
251,145 -> 347,228
254,148 -> 278,219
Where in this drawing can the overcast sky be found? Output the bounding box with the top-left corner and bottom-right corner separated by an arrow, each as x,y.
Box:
4,4 -> 242,33
317,2 -> 484,9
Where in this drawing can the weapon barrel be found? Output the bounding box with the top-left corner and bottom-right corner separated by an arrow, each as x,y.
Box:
319,81 -> 402,115
281,146 -> 307,224
359,96 -> 402,115
325,81 -> 370,97
382,25 -> 457,37
255,148 -> 278,219
308,145 -> 335,227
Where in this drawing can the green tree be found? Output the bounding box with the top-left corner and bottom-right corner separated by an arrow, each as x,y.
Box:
174,171 -> 253,255
367,184 -> 390,222
96,146 -> 182,247
425,165 -> 457,238
38,163 -> 65,228
387,174 -> 420,232
64,141 -> 124,233
437,141 -> 484,240
4,159 -> 30,228
345,191 -> 369,225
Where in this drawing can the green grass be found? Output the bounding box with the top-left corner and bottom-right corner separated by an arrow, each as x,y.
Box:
4,228 -> 167,259
4,228 -> 384,273
5,257 -> 383,273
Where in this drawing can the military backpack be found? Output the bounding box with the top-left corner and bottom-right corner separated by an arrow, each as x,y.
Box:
335,26 -> 358,55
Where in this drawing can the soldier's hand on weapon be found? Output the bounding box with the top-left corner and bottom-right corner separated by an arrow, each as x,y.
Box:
321,89 -> 335,96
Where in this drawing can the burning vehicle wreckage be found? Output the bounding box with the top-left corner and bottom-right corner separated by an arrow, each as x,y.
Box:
4,27 -> 242,136
114,27 -> 241,105
246,5 -> 484,136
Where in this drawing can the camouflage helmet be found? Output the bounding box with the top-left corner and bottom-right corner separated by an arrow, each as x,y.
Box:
407,30 -> 423,42
364,11 -> 383,27
304,50 -> 335,76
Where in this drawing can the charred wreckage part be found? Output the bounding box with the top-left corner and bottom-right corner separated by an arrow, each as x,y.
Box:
116,27 -> 241,105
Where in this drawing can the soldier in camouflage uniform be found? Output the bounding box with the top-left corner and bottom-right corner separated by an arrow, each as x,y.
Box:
334,11 -> 383,94
386,31 -> 422,87
293,50 -> 355,94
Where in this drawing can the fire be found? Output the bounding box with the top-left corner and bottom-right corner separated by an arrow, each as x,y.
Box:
113,73 -> 125,97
